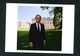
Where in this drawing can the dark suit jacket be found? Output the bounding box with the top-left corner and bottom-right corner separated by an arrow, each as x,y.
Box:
29,23 -> 45,43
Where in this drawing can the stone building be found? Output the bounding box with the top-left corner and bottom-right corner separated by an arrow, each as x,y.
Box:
17,20 -> 31,31
17,17 -> 55,31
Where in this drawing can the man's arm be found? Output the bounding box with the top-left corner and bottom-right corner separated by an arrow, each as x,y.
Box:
43,24 -> 46,45
29,24 -> 33,42
28,24 -> 33,47
43,24 -> 45,40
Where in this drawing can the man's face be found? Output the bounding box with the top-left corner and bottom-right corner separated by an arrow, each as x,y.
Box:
35,16 -> 41,23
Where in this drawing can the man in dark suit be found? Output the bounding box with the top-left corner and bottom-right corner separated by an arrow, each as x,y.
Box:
28,15 -> 45,49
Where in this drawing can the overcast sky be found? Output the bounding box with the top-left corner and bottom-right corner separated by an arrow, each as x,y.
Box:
18,6 -> 52,23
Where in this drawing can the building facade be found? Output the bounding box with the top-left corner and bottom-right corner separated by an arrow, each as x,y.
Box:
17,20 -> 31,31
32,17 -> 55,29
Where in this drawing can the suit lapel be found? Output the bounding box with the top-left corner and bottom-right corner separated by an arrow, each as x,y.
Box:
40,23 -> 42,31
34,23 -> 38,31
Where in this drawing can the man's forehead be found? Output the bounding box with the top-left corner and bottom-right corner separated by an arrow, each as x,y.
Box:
36,15 -> 41,17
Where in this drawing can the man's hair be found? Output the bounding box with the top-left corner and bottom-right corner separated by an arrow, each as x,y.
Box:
35,14 -> 41,18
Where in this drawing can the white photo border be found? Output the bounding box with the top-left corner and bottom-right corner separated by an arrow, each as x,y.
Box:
5,3 -> 75,54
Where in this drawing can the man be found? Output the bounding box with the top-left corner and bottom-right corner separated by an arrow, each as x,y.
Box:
28,15 -> 45,50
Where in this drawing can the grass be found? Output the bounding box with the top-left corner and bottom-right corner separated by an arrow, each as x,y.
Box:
17,29 -> 62,51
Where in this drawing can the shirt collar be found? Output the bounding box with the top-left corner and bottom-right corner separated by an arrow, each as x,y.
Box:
36,23 -> 40,25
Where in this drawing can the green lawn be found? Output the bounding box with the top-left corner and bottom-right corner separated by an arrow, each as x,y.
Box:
17,29 -> 62,51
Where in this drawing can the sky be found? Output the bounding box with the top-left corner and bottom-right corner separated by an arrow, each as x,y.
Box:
18,6 -> 53,23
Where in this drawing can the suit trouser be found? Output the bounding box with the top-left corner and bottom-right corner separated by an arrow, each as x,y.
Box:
32,41 -> 44,50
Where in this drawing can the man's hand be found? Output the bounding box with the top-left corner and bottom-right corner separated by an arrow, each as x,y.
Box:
29,42 -> 33,48
44,40 -> 46,45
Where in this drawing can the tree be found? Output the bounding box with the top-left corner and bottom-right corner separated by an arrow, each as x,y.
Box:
40,6 -> 49,10
40,6 -> 62,29
53,7 -> 62,29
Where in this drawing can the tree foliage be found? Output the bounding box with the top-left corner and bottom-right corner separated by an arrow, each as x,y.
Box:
53,7 -> 62,29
